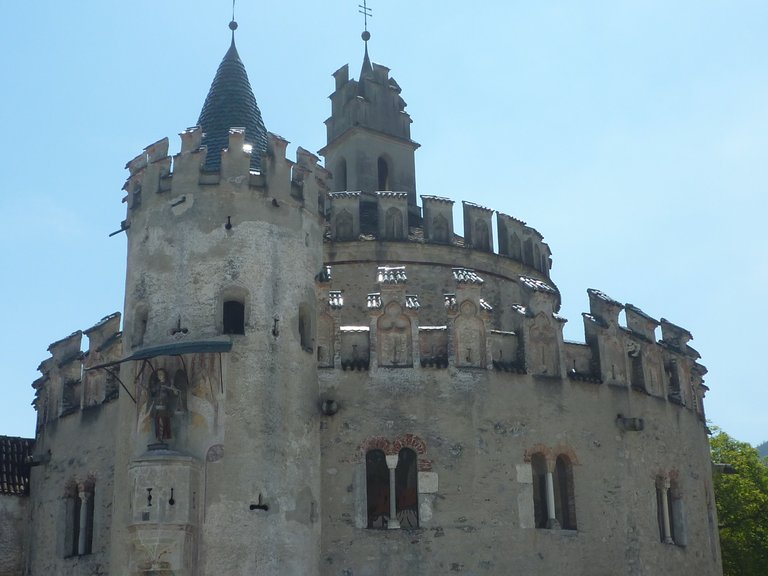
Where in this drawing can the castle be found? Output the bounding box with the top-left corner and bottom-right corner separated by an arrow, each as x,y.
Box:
0,18 -> 722,576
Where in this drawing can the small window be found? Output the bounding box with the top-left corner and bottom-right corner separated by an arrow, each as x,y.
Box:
366,450 -> 390,529
554,455 -> 577,530
65,483 -> 94,557
223,300 -> 245,335
395,448 -> 419,528
377,157 -> 390,190
336,158 -> 347,191
531,453 -> 548,529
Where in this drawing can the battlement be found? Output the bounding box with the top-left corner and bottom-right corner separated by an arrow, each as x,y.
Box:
121,128 -> 331,220
327,194 -> 552,277
315,263 -> 707,419
31,313 -> 122,433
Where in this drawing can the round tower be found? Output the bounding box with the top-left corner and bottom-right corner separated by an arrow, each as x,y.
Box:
111,23 -> 327,576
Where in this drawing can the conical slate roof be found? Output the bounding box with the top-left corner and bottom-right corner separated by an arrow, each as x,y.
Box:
197,38 -> 267,171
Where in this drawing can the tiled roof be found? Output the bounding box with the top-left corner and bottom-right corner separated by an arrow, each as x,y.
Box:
625,303 -> 659,324
588,289 -> 623,307
463,201 -> 494,213
339,325 -> 370,333
444,294 -> 457,311
328,192 -> 361,199
511,304 -> 527,316
329,291 -> 344,309
496,211 -> 527,226
405,295 -> 420,310
84,312 -> 121,334
0,436 -> 33,496
316,265 -> 332,283
453,268 -> 484,284
377,266 -> 407,284
519,276 -> 557,294
197,39 -> 267,171
582,312 -> 609,329
376,191 -> 408,200
420,195 -> 454,204
367,293 -> 382,309
419,326 -> 448,331
479,299 -> 493,311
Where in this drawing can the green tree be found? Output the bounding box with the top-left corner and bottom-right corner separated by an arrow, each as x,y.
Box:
710,429 -> 768,576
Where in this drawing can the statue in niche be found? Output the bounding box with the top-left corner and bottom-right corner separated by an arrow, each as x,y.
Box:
378,302 -> 412,367
454,300 -> 485,368
529,313 -> 559,376
148,368 -> 184,442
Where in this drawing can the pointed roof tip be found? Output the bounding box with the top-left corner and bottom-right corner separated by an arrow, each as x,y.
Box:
360,42 -> 374,80
197,35 -> 267,172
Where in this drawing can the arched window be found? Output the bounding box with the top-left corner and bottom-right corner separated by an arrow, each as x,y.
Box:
65,481 -> 94,557
223,300 -> 245,335
366,450 -> 390,529
385,207 -> 404,240
336,158 -> 347,191
395,448 -> 419,528
554,455 -> 577,530
377,157 -> 390,190
531,453 -> 548,529
657,477 -> 686,545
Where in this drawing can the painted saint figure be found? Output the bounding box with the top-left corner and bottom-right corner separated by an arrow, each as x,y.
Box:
149,368 -> 181,442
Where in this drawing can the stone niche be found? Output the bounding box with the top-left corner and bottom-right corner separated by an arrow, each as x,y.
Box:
377,302 -> 413,367
419,326 -> 448,368
340,327 -> 370,370
453,300 -> 486,368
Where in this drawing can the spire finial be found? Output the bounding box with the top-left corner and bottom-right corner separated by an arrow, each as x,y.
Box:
229,0 -> 238,40
359,0 -> 372,43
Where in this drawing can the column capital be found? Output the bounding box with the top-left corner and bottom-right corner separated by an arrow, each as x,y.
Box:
385,454 -> 399,469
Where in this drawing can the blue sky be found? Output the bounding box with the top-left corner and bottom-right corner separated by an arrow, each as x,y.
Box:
0,1 -> 765,445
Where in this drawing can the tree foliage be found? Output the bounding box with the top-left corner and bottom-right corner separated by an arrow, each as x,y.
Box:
710,429 -> 768,576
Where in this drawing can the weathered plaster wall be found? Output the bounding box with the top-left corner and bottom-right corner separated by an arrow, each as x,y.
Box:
0,495 -> 27,576
26,401 -> 117,576
318,365 -> 718,576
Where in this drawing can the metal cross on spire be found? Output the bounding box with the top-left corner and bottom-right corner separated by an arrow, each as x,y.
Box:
359,0 -> 373,41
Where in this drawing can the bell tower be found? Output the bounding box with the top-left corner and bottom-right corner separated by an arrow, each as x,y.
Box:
319,27 -> 420,221
110,17 -> 326,576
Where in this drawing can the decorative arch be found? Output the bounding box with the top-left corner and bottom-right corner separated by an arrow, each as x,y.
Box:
454,300 -> 485,368
377,156 -> 390,190
377,302 -> 412,367
219,284 -> 250,335
384,207 -> 404,240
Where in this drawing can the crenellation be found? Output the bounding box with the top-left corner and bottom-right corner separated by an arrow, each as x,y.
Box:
220,127 -> 252,180
421,195 -> 454,244
462,201 -> 494,252
625,303 -> 659,342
